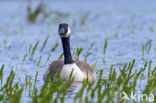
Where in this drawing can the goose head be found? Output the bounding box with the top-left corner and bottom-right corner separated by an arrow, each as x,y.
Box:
58,23 -> 71,38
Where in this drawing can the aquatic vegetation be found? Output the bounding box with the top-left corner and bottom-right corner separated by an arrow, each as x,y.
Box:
51,41 -> 59,52
114,32 -> 119,39
0,68 -> 24,103
37,56 -> 42,66
30,41 -> 39,60
27,2 -> 70,24
46,54 -> 51,63
0,64 -> 4,86
142,40 -> 152,58
0,58 -> 156,102
80,12 -> 90,26
27,3 -> 44,23
103,39 -> 107,56
40,36 -> 49,52
22,53 -> 28,65
149,25 -> 154,32
85,52 -> 92,62
85,43 -> 94,62
103,39 -> 108,63
145,40 -> 152,54
92,62 -> 97,71
74,47 -> 83,60
58,52 -> 64,60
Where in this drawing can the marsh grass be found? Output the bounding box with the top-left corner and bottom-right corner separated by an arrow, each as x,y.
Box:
37,56 -> 42,66
0,64 -> 4,86
27,2 -> 70,24
1,57 -> 155,102
45,54 -> 51,64
29,44 -> 32,54
30,41 -> 39,60
40,36 -> 49,52
103,39 -> 107,56
74,47 -> 83,60
92,62 -> 97,71
85,52 -> 92,62
0,39 -> 156,103
51,41 -> 59,52
85,43 -> 94,62
145,40 -> 152,54
0,69 -> 24,103
149,25 -> 154,32
142,40 -> 152,58
27,3 -> 44,24
80,12 -> 90,26
22,53 -> 28,65
114,32 -> 119,39
53,11 -> 70,23
103,39 -> 108,63
58,52 -> 64,60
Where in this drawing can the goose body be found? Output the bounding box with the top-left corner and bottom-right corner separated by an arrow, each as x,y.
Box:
43,60 -> 96,82
43,23 -> 96,82
61,63 -> 85,81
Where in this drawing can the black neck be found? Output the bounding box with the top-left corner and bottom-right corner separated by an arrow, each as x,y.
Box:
61,36 -> 74,64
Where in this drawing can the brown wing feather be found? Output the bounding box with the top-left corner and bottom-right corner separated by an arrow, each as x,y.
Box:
43,60 -> 96,82
48,60 -> 64,72
43,60 -> 63,81
75,61 -> 96,81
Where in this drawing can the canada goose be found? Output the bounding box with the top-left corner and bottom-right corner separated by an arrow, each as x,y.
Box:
43,23 -> 96,82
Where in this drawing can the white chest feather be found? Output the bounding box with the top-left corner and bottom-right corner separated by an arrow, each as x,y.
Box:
61,63 -> 85,81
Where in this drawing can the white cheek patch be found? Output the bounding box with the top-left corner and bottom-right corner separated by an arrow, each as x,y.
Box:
66,27 -> 71,36
60,27 -> 71,37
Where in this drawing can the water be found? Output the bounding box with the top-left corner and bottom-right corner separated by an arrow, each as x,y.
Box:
0,0 -> 156,102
